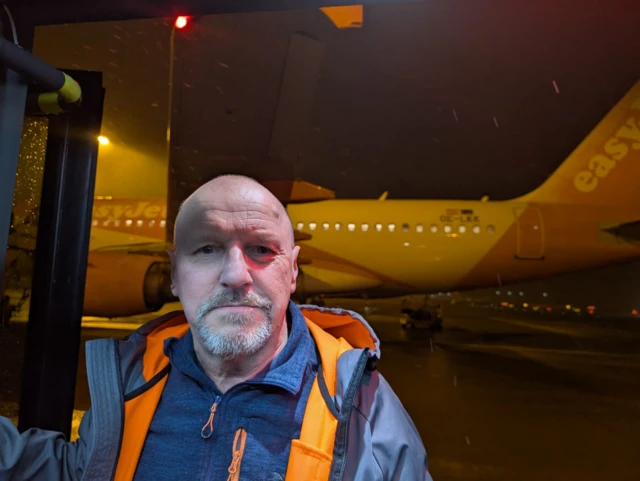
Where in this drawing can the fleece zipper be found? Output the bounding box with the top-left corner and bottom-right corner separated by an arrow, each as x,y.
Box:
201,396 -> 221,439
226,428 -> 247,481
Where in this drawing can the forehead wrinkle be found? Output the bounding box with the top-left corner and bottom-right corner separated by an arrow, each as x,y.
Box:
177,203 -> 284,247
174,176 -> 294,246
203,195 -> 285,229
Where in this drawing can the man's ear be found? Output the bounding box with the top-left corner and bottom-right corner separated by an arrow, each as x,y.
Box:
167,246 -> 178,297
290,245 -> 300,294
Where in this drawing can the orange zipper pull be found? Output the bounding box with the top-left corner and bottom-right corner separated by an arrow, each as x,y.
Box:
227,428 -> 247,481
201,397 -> 220,439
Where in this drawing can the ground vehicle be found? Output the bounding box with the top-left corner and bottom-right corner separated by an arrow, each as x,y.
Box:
400,298 -> 443,331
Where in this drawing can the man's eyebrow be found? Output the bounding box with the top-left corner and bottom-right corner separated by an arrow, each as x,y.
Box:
252,233 -> 282,244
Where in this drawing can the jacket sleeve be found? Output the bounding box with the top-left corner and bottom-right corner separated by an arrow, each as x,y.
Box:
0,409 -> 93,481
344,371 -> 434,481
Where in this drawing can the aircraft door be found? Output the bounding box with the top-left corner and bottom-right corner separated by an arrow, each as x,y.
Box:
514,206 -> 544,260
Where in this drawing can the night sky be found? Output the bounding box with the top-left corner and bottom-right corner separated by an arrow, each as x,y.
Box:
32,0 -> 640,200
27,0 -> 640,312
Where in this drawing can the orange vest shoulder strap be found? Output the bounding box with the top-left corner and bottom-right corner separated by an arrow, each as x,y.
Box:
114,321 -> 188,481
113,369 -> 170,481
285,317 -> 353,481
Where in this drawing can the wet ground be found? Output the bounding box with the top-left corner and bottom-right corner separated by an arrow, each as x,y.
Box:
2,301 -> 640,480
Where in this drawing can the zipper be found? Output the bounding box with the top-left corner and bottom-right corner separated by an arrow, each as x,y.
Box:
201,395 -> 221,439
226,428 -> 247,481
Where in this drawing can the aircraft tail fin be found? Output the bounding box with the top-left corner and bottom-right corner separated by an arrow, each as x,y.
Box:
518,80 -> 640,206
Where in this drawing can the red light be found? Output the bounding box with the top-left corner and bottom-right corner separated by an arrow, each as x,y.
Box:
632,309 -> 638,316
175,16 -> 189,29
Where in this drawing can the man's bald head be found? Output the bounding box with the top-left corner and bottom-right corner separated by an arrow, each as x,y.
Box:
174,175 -> 294,248
168,174 -> 301,364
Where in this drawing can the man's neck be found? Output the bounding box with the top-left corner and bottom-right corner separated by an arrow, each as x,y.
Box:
193,320 -> 289,394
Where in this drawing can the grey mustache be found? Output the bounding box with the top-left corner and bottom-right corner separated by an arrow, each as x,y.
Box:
197,291 -> 272,319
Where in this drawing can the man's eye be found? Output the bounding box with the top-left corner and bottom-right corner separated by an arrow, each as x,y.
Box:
252,246 -> 272,255
196,245 -> 215,255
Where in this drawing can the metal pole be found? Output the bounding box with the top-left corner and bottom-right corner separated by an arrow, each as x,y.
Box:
0,12 -> 33,324
18,70 -> 104,438
167,25 -> 175,160
0,68 -> 28,322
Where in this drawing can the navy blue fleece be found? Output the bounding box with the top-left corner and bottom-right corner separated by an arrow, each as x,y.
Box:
133,301 -> 319,481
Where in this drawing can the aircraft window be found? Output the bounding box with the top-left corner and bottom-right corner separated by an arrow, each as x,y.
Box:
402,223 -> 410,232
430,224 -> 438,233
114,220 -> 120,227
160,220 -> 167,228
136,220 -> 144,227
473,225 -> 481,234
375,223 -> 383,232
488,225 -> 496,234
309,222 -> 317,231
361,223 -> 369,232
322,222 -> 330,231
92,220 -> 98,227
458,225 -> 466,234
348,223 -> 356,232
388,224 -> 396,232
444,225 -> 452,233
335,223 -> 342,231
416,224 -> 424,233
125,219 -> 133,227
148,220 -> 155,227
296,222 -> 304,230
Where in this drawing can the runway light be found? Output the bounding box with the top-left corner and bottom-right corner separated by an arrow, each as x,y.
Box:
565,304 -> 571,310
175,16 -> 189,29
98,136 -> 109,145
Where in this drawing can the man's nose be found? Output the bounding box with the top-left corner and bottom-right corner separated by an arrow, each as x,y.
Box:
219,246 -> 252,289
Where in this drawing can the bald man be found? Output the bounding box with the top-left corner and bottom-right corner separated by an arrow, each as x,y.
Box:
168,175 -> 299,394
0,175 -> 431,481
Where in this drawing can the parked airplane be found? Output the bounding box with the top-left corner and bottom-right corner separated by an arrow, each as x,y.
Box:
68,79 -> 640,319
4,78 -> 639,320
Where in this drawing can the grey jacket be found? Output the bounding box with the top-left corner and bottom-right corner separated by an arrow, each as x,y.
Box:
0,305 -> 432,480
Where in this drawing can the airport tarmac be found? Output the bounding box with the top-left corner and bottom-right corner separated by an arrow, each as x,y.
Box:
1,304 -> 639,480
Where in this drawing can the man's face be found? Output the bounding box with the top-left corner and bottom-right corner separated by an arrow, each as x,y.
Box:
169,186 -> 299,360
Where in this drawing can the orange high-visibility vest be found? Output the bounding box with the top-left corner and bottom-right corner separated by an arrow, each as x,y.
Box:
113,315 -> 355,481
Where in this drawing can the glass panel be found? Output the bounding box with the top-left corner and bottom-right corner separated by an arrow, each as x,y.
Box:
0,117 -> 49,427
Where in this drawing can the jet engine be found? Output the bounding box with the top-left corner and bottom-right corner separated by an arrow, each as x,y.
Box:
83,251 -> 175,318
